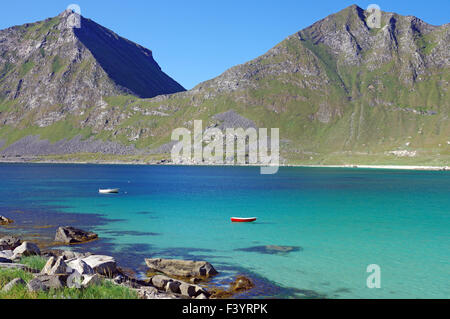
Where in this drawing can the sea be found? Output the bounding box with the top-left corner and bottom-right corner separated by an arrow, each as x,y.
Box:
0,163 -> 448,298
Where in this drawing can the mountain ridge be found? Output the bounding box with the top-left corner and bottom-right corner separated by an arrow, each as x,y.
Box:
0,5 -> 448,165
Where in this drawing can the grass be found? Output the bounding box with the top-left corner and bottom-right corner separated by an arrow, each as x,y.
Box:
51,56 -> 65,74
19,256 -> 47,271
19,61 -> 35,78
0,267 -> 139,299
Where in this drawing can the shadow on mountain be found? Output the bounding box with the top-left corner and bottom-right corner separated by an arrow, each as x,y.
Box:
74,16 -> 185,98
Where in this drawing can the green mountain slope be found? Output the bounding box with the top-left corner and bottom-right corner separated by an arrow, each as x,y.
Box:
0,5 -> 449,165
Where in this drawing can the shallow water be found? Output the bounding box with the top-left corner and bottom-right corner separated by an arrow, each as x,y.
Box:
0,163 -> 449,298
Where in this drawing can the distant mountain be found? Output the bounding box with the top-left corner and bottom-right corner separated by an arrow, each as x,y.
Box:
0,5 -> 448,165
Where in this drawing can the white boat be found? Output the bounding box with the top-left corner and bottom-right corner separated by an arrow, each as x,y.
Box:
99,188 -> 119,194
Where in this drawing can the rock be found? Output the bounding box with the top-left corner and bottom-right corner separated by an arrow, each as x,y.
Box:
0,262 -> 28,270
66,258 -> 94,275
0,215 -> 13,225
0,236 -> 21,250
27,274 -> 67,291
27,278 -> 48,292
81,273 -> 100,287
166,280 -> 182,294
136,286 -> 179,299
145,258 -> 218,278
136,286 -> 158,299
150,274 -> 173,290
179,282 -> 208,298
231,275 -> 254,292
0,250 -> 13,259
12,241 -> 41,258
113,274 -> 125,284
61,250 -> 91,260
150,274 -> 209,298
235,245 -> 302,255
41,256 -> 68,275
0,257 -> 12,263
2,278 -> 26,292
55,226 -> 98,244
82,255 -> 116,276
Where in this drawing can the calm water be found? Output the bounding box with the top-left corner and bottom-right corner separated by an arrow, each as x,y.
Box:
0,163 -> 449,298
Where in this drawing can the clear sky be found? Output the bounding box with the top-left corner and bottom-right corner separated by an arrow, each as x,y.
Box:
1,1 -> 449,89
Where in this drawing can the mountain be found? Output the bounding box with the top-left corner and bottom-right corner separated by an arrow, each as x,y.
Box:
0,5 -> 449,165
0,9 -> 184,154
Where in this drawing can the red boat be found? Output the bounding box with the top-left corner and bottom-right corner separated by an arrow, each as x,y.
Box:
230,217 -> 257,223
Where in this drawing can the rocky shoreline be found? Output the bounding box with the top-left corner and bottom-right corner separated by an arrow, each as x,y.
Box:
0,157 -> 448,171
0,224 -> 254,299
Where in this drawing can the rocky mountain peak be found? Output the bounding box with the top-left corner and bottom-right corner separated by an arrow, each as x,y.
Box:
0,11 -> 185,129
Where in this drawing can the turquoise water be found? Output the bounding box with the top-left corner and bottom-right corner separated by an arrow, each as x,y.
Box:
0,164 -> 449,298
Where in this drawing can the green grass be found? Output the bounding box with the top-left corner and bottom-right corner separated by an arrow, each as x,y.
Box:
19,256 -> 47,271
51,56 -> 65,74
0,268 -> 139,299
19,61 -> 35,78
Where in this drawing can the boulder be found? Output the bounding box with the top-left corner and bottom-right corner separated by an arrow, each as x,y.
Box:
0,215 -> 13,225
150,274 -> 209,298
27,274 -> 67,292
61,250 -> 91,260
136,286 -> 180,299
231,275 -> 254,292
66,258 -> 94,276
81,255 -> 116,276
81,273 -> 101,287
145,258 -> 218,278
27,278 -> 48,292
136,286 -> 159,299
55,226 -> 98,244
0,250 -> 14,259
0,236 -> 21,250
150,274 -> 173,290
112,274 -> 125,284
41,257 -> 68,275
12,242 -> 41,258
2,278 -> 26,292
179,282 -> 208,298
0,262 -> 28,270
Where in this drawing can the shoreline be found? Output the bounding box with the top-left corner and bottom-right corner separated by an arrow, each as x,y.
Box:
0,158 -> 448,171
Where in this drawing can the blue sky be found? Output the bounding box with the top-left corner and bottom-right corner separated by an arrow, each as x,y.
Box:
1,1 -> 449,89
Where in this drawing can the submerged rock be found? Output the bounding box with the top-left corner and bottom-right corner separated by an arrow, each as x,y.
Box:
145,258 -> 218,278
231,275 -> 254,292
55,226 -> 98,244
235,245 -> 302,255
